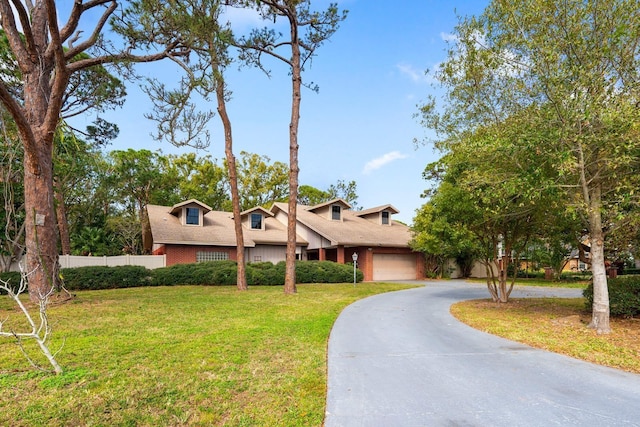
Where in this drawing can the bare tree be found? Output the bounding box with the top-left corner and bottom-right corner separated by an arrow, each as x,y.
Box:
0,270 -> 63,374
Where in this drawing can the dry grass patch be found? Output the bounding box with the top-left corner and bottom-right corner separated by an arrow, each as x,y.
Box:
451,298 -> 640,374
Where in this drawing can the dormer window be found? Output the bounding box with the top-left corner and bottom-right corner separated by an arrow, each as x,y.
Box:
186,207 -> 200,225
381,211 -> 390,225
251,213 -> 263,230
332,205 -> 341,221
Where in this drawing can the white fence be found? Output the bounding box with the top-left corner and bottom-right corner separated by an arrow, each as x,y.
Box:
4,255 -> 166,272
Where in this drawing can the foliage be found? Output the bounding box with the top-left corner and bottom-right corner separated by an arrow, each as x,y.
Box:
70,226 -> 119,256
295,261 -> 363,284
52,261 -> 364,290
152,260 -> 362,287
584,277 -> 640,318
61,266 -> 152,291
418,0 -> 640,331
159,153 -> 230,210
246,261 -> 287,286
233,151 -> 289,210
411,200 -> 481,278
298,179 -> 359,208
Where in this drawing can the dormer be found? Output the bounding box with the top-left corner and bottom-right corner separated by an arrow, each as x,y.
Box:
356,204 -> 399,226
240,207 -> 273,231
169,199 -> 212,227
307,198 -> 352,222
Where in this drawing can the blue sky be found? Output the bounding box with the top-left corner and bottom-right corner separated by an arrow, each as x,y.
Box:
72,1 -> 488,224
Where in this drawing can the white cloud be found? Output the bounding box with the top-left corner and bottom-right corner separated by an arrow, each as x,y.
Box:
221,4 -> 265,31
363,151 -> 408,175
396,63 -> 426,83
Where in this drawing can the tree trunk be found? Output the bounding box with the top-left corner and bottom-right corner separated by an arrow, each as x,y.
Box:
54,181 -> 71,255
284,12 -> 302,295
580,158 -> 610,333
587,194 -> 611,333
215,66 -> 248,291
23,134 -> 59,302
140,202 -> 152,254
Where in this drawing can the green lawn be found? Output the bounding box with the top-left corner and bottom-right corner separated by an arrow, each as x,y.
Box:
466,277 -> 589,289
0,283 -> 416,426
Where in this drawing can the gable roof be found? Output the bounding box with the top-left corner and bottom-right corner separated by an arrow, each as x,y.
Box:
148,203 -> 307,248
169,199 -> 212,216
307,198 -> 352,212
356,204 -> 400,217
271,201 -> 411,248
149,204 -> 251,247
240,206 -> 274,218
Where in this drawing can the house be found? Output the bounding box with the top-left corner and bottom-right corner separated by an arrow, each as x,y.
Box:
270,199 -> 425,281
148,198 -> 425,281
148,199 -> 307,265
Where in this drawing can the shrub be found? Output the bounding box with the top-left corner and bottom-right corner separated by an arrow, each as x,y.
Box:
246,262 -> 285,286
295,261 -> 363,284
152,260 -> 363,287
150,261 -> 239,286
583,276 -> 640,318
4,260 -> 365,293
61,266 -> 152,291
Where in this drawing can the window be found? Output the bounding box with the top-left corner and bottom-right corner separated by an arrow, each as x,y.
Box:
331,205 -> 341,220
251,213 -> 263,230
381,211 -> 390,225
253,256 -> 262,262
196,251 -> 229,262
185,207 -> 199,225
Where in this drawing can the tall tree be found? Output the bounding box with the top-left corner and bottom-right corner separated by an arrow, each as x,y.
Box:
0,1 -> 188,301
418,0 -> 640,332
106,149 -> 164,254
235,151 -> 288,210
159,153 -> 229,209
144,0 -> 249,291
236,0 -> 347,294
1,28 -> 125,262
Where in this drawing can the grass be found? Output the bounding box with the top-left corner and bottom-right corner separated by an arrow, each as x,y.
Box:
451,294 -> 640,374
0,283 -> 417,426
466,277 -> 589,288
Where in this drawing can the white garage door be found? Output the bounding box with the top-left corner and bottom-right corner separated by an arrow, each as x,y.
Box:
373,253 -> 417,281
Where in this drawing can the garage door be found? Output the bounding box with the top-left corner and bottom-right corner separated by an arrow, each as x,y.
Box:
373,253 -> 417,281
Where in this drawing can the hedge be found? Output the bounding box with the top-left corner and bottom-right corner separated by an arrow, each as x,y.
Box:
61,265 -> 152,291
1,261 -> 365,293
583,276 -> 640,318
151,260 -> 363,287
0,261 -> 363,291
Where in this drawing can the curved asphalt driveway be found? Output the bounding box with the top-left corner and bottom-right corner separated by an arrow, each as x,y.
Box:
325,280 -> 640,427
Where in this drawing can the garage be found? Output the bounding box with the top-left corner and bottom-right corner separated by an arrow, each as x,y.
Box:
373,253 -> 417,281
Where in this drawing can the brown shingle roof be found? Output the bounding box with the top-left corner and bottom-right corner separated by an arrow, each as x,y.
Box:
271,201 -> 412,248
148,203 -> 307,247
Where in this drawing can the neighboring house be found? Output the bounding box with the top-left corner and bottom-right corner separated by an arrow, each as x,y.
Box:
270,199 -> 426,281
148,198 -> 426,281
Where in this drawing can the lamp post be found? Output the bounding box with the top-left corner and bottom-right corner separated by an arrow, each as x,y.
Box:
352,252 -> 358,286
